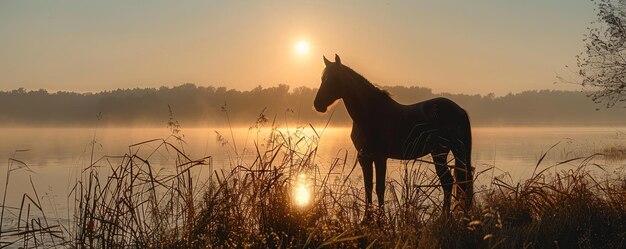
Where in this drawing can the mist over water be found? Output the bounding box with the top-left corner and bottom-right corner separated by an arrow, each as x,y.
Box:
1,126 -> 625,216
3,84 -> 626,127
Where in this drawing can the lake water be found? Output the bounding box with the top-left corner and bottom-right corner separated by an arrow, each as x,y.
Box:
1,126 -> 625,222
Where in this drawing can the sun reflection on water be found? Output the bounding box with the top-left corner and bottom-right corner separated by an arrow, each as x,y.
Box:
294,174 -> 311,207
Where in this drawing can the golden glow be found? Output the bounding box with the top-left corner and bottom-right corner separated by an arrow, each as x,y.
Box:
294,174 -> 311,207
294,40 -> 310,55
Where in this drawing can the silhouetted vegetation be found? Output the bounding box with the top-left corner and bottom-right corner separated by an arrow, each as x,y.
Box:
577,0 -> 626,108
1,123 -> 624,248
1,84 -> 626,127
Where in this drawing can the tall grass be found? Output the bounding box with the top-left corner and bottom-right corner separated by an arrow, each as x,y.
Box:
0,120 -> 624,248
0,150 -> 65,248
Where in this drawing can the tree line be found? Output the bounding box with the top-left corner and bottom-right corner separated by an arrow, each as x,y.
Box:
0,83 -> 624,127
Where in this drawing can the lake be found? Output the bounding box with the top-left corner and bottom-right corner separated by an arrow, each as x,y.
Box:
1,126 -> 625,220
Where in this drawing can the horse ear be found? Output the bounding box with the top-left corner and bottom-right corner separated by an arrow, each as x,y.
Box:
334,54 -> 341,65
323,56 -> 332,67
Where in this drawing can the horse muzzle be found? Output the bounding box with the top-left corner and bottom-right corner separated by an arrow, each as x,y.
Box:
314,103 -> 327,113
313,98 -> 328,113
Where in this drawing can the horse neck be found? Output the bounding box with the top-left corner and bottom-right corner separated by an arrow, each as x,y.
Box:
342,80 -> 394,124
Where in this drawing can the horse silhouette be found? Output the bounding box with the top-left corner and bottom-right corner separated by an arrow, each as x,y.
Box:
314,54 -> 473,215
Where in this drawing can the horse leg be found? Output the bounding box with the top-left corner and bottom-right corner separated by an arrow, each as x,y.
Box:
431,150 -> 453,214
374,158 -> 387,208
358,152 -> 374,218
451,143 -> 473,211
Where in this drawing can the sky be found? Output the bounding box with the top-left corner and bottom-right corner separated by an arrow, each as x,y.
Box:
0,0 -> 598,95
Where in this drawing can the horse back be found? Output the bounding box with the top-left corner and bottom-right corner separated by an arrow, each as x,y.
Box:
351,97 -> 468,159
406,97 -> 466,124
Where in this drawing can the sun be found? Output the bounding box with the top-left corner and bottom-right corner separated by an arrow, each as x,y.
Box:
294,40 -> 310,55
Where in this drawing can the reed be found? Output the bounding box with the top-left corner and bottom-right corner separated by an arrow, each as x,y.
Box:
0,119 -> 624,248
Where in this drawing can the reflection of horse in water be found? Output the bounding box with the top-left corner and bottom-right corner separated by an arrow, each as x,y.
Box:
313,54 -> 473,215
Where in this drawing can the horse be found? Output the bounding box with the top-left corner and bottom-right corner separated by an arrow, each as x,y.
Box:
313,54 -> 473,215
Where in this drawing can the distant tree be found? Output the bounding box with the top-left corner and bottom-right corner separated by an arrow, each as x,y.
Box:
2,84 -> 626,126
578,0 -> 626,107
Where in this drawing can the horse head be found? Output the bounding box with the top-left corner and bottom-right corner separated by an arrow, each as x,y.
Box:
314,54 -> 346,113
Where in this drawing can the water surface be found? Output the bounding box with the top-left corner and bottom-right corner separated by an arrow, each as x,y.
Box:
0,126 -> 624,218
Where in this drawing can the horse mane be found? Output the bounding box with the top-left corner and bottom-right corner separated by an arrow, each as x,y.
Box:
329,65 -> 391,99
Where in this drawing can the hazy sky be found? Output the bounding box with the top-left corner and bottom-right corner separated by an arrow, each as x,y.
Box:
0,0 -> 596,95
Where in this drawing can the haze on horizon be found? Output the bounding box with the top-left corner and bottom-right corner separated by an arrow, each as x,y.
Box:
0,0 -> 595,95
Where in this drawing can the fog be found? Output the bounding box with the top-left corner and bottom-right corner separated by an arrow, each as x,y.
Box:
1,84 -> 625,127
